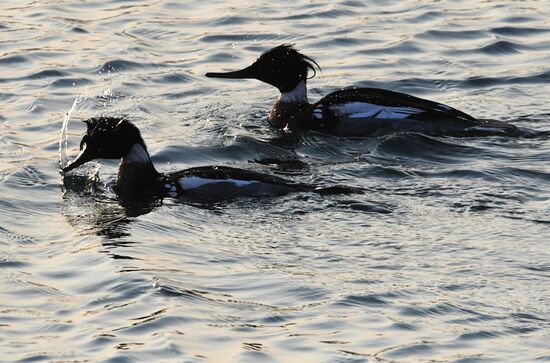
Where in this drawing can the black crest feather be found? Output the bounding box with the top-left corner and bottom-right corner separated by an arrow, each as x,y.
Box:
82,116 -> 125,136
258,44 -> 321,79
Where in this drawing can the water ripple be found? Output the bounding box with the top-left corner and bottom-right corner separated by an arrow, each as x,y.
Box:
1,0 -> 549,362
490,26 -> 550,36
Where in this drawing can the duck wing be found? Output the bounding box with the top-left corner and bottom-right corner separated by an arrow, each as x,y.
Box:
166,166 -> 300,189
292,88 -> 517,136
314,87 -> 477,122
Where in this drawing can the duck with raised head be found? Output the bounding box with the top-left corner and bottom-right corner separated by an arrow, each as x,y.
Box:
61,117 -> 359,199
205,44 -> 518,137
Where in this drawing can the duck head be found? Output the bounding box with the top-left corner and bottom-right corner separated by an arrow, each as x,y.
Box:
205,44 -> 320,93
62,117 -> 146,173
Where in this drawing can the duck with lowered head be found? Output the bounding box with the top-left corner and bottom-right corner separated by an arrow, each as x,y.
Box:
61,116 -> 360,199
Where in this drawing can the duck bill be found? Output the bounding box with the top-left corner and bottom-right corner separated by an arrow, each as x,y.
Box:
205,65 -> 257,79
61,145 -> 94,173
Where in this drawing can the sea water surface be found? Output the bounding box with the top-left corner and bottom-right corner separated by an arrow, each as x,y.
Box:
1,1 -> 549,362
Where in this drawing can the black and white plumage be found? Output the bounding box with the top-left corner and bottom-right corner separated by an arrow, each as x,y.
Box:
205,44 -> 518,137
61,117 -> 359,199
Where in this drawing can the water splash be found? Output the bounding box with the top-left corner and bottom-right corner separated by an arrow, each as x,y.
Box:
59,87 -> 120,174
59,95 -> 83,171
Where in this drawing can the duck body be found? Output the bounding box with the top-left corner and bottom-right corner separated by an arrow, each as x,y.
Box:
161,165 -> 316,199
62,117 -> 357,199
206,44 -> 518,137
272,86 -> 518,137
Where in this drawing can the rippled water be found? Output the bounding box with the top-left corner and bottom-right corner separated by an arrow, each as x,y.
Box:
1,1 -> 549,362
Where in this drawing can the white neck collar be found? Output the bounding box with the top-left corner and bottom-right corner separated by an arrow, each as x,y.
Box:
278,80 -> 308,104
123,143 -> 152,165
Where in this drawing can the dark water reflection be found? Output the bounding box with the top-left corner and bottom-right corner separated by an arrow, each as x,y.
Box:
1,0 -> 549,362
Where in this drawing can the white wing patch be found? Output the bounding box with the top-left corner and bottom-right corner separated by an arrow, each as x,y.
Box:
329,102 -> 423,119
312,108 -> 323,119
179,176 -> 259,190
464,125 -> 507,134
163,182 -> 178,197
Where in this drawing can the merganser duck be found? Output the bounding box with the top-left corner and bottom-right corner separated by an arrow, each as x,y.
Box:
61,117 -> 358,199
205,44 -> 518,137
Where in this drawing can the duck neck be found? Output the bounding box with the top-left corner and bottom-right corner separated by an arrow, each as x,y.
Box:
117,143 -> 161,195
269,80 -> 309,128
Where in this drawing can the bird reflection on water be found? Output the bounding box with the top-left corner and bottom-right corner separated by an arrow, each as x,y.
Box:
61,170 -> 162,241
